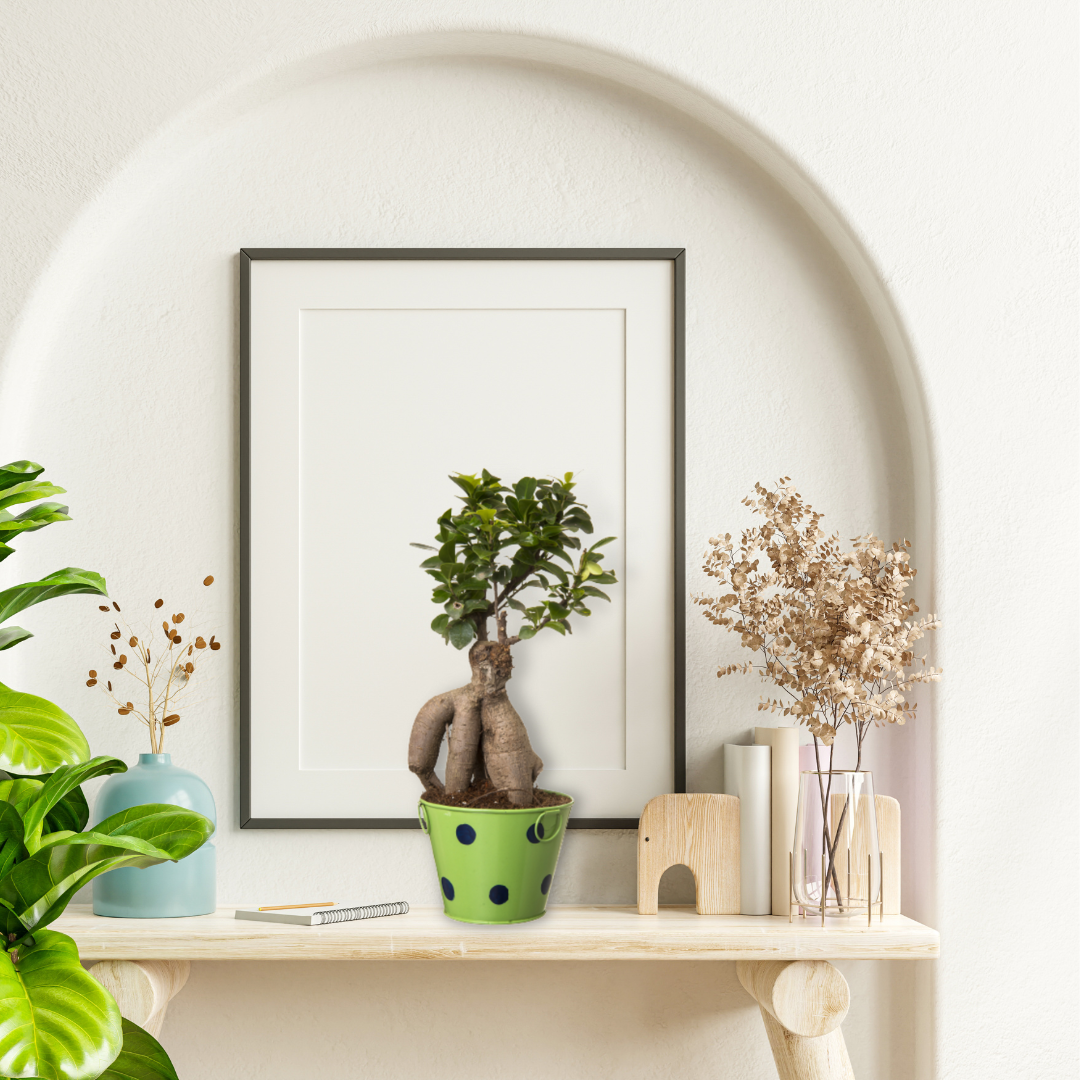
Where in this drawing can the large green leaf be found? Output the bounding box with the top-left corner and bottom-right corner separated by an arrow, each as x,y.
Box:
0,804 -> 215,933
0,928 -> 122,1080
0,800 -> 25,880
0,461 -> 45,490
44,783 -> 89,835
0,778 -> 44,813
0,567 -> 108,627
97,1018 -> 180,1080
0,626 -> 33,650
1,771 -> 91,835
0,480 -> 65,513
21,757 -> 126,854
0,683 -> 90,774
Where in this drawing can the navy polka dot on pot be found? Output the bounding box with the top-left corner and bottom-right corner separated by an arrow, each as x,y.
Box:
456,823 -> 476,845
541,874 -> 552,895
526,822 -> 546,843
489,884 -> 509,905
441,877 -> 455,900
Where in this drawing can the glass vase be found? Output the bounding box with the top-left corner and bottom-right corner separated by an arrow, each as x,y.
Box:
793,770 -> 880,919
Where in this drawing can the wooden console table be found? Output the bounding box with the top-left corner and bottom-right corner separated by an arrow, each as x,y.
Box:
58,904 -> 938,1080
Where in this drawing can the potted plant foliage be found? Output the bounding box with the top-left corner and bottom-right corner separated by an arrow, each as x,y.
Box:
0,460 -> 214,1079
408,471 -> 616,924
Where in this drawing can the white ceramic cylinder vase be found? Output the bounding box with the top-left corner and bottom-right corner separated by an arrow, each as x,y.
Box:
723,744 -> 772,915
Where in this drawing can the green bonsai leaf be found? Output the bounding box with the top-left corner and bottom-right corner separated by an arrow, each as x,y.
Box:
447,620 -> 475,650
0,683 -> 90,774
0,804 -> 214,934
21,757 -> 127,854
97,1018 -> 180,1080
0,567 -> 109,627
0,928 -> 122,1080
0,626 -> 33,651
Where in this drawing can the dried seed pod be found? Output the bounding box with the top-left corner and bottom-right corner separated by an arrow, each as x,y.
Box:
88,669 -> 97,678
107,681 -> 112,691
163,714 -> 181,726
203,575 -> 214,586
210,640 -> 220,651
117,707 -> 131,715
187,645 -> 193,656
126,701 -> 134,709
129,636 -> 138,648
155,598 -> 164,609
172,634 -> 182,646
110,644 -> 116,655
112,602 -> 120,612
118,655 -> 127,666
184,662 -> 194,674
86,679 -> 97,687
110,630 -> 121,640
195,637 -> 206,649
162,620 -> 170,635
98,605 -> 110,612
113,661 -> 123,670
173,613 -> 185,624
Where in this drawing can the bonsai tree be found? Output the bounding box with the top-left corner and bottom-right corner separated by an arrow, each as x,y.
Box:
408,471 -> 617,807
0,461 -> 213,1080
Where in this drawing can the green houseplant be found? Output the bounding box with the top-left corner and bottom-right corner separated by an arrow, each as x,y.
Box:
408,471 -> 616,923
0,461 -> 214,1079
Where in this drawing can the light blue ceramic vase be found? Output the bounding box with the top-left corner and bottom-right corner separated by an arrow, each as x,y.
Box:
92,753 -> 216,918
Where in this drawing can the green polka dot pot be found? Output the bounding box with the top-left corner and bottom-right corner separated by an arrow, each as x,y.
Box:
418,793 -> 573,924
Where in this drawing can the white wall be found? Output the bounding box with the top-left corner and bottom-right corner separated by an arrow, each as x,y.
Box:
0,4 -> 1074,1079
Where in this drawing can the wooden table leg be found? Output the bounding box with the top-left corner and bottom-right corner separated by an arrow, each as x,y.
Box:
736,959 -> 855,1080
88,960 -> 191,1038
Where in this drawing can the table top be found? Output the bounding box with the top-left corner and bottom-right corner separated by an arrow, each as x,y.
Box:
56,905 -> 939,962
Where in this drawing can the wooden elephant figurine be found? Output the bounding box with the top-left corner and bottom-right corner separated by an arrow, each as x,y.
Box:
637,793 -> 740,914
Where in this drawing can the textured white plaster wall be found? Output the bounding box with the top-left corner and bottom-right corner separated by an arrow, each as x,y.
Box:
0,4 -> 1075,1079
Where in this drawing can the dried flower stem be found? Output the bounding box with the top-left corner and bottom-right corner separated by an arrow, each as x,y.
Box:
88,577 -> 222,753
694,480 -> 942,912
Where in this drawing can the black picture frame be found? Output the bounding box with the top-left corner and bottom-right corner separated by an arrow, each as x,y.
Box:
239,248 -> 685,829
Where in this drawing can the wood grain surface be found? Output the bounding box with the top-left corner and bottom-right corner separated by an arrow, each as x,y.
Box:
637,793 -> 740,914
57,905 -> 938,962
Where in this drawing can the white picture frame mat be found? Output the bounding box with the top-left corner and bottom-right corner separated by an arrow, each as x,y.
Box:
247,259 -> 674,820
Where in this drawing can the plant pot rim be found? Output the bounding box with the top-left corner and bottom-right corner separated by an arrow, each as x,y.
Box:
419,790 -> 573,815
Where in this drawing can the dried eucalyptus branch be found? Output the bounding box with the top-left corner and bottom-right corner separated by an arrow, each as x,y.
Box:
85,575 -> 222,753
693,479 -> 942,911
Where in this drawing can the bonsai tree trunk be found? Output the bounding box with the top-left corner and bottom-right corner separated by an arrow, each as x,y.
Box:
408,637 -> 543,807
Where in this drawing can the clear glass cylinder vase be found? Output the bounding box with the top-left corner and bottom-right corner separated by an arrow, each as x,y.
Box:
793,770 -> 880,919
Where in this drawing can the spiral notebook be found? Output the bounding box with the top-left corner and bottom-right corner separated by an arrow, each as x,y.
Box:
235,901 -> 409,925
